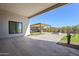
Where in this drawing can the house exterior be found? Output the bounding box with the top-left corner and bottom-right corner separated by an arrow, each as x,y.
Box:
0,3 -> 67,38
30,23 -> 51,32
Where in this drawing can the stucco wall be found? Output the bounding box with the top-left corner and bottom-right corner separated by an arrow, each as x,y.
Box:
0,10 -> 30,38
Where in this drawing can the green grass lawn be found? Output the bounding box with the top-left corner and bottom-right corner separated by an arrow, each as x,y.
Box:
60,34 -> 79,44
31,32 -> 42,35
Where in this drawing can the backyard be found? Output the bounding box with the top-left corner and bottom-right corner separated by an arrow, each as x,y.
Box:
31,32 -> 42,35
30,32 -> 79,50
30,32 -> 79,44
57,34 -> 79,50
59,34 -> 79,44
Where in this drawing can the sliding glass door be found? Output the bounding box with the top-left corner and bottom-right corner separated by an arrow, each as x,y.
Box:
9,21 -> 23,34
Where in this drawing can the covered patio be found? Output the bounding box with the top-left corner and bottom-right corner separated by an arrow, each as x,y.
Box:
0,3 -> 67,38
0,3 -> 79,56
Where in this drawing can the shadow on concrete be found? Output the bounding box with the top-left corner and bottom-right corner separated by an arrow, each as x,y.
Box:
0,36 -> 79,56
57,42 -> 79,50
0,37 -> 58,56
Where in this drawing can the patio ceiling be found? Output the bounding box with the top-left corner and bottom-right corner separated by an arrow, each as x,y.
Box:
0,3 -> 68,18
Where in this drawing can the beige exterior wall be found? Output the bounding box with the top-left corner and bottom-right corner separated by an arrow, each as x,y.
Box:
0,10 -> 30,38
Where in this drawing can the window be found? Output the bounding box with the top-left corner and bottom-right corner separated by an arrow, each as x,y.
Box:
9,21 -> 23,34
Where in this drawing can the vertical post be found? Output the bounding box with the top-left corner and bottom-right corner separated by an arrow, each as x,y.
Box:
67,32 -> 71,45
40,23 -> 42,34
50,25 -> 51,32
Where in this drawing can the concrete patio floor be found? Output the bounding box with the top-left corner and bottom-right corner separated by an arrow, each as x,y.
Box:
0,36 -> 79,56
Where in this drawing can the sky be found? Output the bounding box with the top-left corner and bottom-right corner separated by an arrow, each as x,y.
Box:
30,3 -> 79,28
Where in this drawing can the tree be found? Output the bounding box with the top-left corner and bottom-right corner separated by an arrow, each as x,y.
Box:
72,25 -> 79,33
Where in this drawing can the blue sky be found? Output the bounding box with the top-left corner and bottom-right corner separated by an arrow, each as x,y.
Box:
30,3 -> 79,28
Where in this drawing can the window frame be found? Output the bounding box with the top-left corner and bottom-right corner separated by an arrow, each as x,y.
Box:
9,21 -> 23,34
